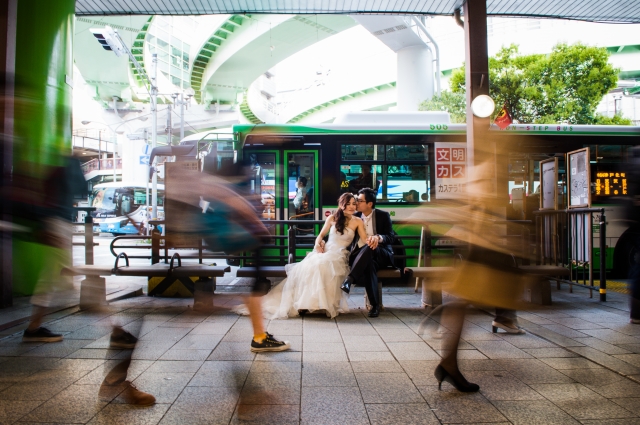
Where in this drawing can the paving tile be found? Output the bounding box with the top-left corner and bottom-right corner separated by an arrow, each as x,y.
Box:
231,404 -> 299,425
172,334 -> 223,350
459,359 -> 507,371
386,342 -> 440,361
207,342 -> 256,361
418,385 -> 508,423
547,317 -> 605,330
0,368 -> 89,401
540,324 -> 590,338
355,372 -> 423,403
159,387 -> 239,425
399,360 -> 441,386
612,398 -> 640,416
492,400 -> 580,424
464,370 -> 544,401
350,361 -> 403,373
75,360 -> 153,385
301,386 -> 368,425
302,330 -> 343,343
580,329 -> 640,345
342,335 -> 388,352
146,360 -> 204,374
303,351 -> 347,362
347,351 -> 395,362
20,384 -> 107,423
579,419 -> 640,425
585,378 -> 640,399
65,348 -> 122,360
188,361 -> 251,388
87,402 -> 169,425
302,361 -> 356,387
127,372 -> 194,404
572,337 -> 633,355
522,348 -> 578,358
365,403 -> 439,425
530,383 -> 636,420
302,342 -> 346,353
22,339 -> 92,358
558,367 -> 625,386
496,359 -> 576,384
159,348 -> 212,361
375,327 -> 423,342
255,351 -> 302,362
615,354 -> 640,368
470,340 -> 533,359
571,346 -> 640,375
619,344 -> 640,354
498,334 -> 560,349
527,327 -> 585,347
539,357 -> 601,370
0,399 -> 44,424
238,380 -> 299,405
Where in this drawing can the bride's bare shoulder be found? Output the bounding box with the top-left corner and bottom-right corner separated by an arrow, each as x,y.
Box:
350,216 -> 363,223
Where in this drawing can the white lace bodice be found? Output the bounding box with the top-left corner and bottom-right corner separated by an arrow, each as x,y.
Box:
325,225 -> 354,254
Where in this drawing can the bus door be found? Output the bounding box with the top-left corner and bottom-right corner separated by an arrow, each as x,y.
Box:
285,151 -> 319,222
244,151 -> 281,222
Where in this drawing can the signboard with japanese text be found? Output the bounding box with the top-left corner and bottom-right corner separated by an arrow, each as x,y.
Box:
567,148 -> 590,208
434,142 -> 466,199
540,158 -> 558,210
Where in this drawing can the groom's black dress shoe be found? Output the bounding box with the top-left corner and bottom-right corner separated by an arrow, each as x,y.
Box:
341,276 -> 353,294
368,305 -> 380,317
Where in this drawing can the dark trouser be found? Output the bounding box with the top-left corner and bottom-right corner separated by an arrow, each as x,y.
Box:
631,262 -> 640,320
495,308 -> 518,325
348,245 -> 380,308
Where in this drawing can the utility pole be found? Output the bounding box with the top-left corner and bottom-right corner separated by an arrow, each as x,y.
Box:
151,53 -> 158,220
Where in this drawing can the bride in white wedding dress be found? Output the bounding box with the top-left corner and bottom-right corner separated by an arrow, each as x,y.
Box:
236,193 -> 368,319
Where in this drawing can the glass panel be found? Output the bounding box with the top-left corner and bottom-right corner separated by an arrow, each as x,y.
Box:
340,164 -> 382,194
287,153 -> 315,221
385,165 -> 429,202
340,144 -> 384,161
386,144 -> 428,161
247,153 -> 275,220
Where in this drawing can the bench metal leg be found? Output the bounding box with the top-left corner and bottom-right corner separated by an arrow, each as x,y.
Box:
523,277 -> 552,305
421,278 -> 443,308
79,276 -> 108,310
194,277 -> 216,311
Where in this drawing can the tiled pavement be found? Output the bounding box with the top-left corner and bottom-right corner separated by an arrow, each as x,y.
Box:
1,284 -> 640,424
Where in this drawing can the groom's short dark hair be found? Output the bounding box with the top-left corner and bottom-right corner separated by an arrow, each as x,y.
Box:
358,188 -> 377,207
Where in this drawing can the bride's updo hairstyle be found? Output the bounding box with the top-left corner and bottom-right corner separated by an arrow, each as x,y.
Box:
333,192 -> 355,235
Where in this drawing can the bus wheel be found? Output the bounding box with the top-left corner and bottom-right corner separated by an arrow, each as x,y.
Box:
613,231 -> 640,279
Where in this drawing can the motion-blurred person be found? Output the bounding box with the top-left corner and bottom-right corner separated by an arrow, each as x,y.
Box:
17,155 -> 87,342
166,164 -> 290,352
625,147 -> 640,324
412,162 -> 526,392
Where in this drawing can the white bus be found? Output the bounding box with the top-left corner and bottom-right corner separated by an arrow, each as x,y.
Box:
90,182 -> 165,235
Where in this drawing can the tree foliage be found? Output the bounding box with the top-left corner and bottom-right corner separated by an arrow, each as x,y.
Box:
444,43 -> 619,124
594,113 -> 632,125
418,91 -> 466,123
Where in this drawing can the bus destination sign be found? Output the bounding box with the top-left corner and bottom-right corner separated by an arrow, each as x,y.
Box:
595,172 -> 627,196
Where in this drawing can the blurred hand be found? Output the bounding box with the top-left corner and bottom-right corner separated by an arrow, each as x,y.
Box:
366,235 -> 379,250
315,240 -> 325,253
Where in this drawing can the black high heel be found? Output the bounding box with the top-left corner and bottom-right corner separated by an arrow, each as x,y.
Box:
434,365 -> 480,392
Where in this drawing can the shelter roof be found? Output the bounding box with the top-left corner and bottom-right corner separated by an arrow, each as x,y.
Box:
76,0 -> 640,24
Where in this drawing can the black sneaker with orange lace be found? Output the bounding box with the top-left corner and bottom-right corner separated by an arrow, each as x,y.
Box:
250,334 -> 290,352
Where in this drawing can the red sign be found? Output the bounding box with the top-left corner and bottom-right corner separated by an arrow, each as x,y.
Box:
436,148 -> 450,162
436,164 -> 451,178
325,211 -> 331,217
452,164 -> 466,178
451,148 -> 466,162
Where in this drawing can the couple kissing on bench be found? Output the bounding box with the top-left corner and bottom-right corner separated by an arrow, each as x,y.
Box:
236,187 -> 399,320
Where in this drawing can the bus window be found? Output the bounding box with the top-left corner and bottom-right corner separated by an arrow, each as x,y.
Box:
340,164 -> 382,194
341,145 -> 385,161
386,145 -> 428,161
385,165 -> 430,202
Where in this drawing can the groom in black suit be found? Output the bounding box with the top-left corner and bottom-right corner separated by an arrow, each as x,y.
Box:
341,187 -> 395,317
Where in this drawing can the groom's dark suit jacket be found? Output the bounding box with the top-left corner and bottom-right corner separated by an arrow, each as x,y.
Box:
349,209 -> 395,268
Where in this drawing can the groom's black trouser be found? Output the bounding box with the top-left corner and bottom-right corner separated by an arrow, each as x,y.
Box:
348,245 -> 381,308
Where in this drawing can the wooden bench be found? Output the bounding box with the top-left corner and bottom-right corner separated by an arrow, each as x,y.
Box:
63,253 -> 230,310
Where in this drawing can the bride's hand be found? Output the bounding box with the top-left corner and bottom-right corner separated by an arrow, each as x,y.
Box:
314,240 -> 325,253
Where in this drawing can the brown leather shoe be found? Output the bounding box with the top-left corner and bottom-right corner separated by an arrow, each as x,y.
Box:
120,381 -> 156,406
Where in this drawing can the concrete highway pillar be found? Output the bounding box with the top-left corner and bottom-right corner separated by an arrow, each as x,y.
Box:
397,45 -> 433,111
